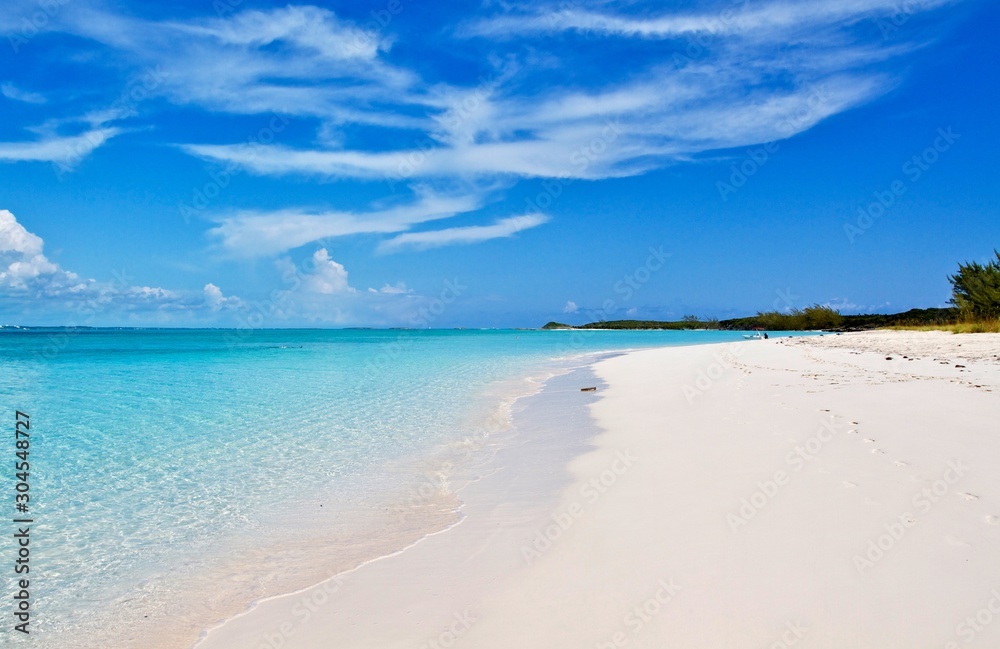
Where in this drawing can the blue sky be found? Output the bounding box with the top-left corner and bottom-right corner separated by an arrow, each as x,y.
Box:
0,0 -> 997,327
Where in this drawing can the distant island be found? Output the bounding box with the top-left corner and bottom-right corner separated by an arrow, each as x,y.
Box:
545,252 -> 1000,333
543,306 -> 964,332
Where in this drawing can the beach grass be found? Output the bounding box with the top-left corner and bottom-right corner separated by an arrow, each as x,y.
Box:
885,319 -> 1000,334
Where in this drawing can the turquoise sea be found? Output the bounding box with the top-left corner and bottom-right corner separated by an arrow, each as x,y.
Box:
0,327 -> 768,647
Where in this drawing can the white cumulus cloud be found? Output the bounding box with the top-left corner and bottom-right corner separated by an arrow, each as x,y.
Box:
0,209 -> 84,292
301,248 -> 355,295
0,209 -> 241,319
203,283 -> 242,310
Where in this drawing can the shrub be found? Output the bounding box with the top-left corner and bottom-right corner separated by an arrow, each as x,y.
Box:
949,250 -> 1000,321
801,305 -> 844,330
752,305 -> 842,330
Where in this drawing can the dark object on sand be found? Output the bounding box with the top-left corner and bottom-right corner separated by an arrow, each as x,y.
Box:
581,387 -> 597,392
886,357 -> 893,360
956,364 -> 966,368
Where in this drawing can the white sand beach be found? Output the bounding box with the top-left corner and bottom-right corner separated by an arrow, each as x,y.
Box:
196,331 -> 1000,649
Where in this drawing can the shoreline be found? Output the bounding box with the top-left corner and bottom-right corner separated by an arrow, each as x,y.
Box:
189,357 -> 614,649
194,362 -> 610,648
196,331 -> 999,648
28,352 -> 599,649
5,332 -> 764,649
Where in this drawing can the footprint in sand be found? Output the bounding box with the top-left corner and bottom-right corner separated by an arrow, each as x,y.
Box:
894,461 -> 908,467
843,481 -> 858,488
986,516 -> 1000,525
960,492 -> 980,501
946,536 -> 971,548
864,438 -> 875,444
847,429 -> 858,434
871,448 -> 885,454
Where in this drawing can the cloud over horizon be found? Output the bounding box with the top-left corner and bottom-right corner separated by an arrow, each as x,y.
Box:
0,209 -> 238,321
0,0 -> 985,326
0,209 -> 442,325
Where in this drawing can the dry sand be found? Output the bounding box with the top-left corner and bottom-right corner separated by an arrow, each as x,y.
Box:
196,331 -> 1000,649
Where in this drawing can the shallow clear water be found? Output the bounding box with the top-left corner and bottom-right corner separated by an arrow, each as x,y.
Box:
0,327 -> 772,646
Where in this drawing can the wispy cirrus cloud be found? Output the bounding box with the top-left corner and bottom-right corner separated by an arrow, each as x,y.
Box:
379,213 -> 549,252
182,0 -> 950,188
185,71 -> 877,182
208,189 -> 490,257
0,127 -> 121,165
1,1 -> 962,261
461,0 -> 957,39
57,4 -> 425,126
0,101 -> 136,168
1,82 -> 46,104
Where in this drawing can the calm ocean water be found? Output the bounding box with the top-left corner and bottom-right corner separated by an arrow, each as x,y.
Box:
0,327 -> 766,646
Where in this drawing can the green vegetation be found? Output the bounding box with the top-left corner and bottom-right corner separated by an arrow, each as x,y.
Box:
887,322 -> 1000,334
542,318 -> 719,330
578,320 -> 698,330
543,249 -> 1000,333
949,250 -> 1000,322
724,305 -> 951,330
885,250 -> 1000,333
541,307 -> 971,332
752,305 -> 842,330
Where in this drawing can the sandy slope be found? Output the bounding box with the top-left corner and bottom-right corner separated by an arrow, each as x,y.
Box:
196,332 -> 1000,649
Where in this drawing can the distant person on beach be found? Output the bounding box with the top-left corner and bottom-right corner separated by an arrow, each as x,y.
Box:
763,332 -> 769,339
